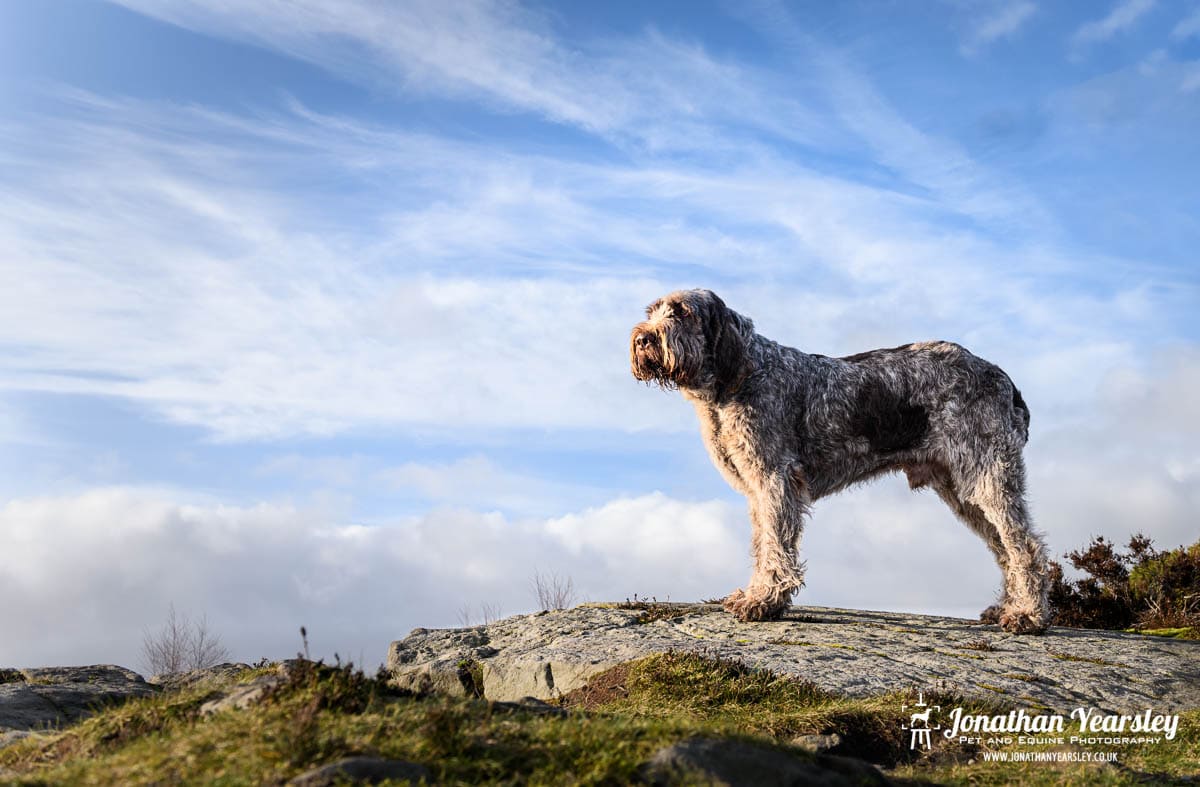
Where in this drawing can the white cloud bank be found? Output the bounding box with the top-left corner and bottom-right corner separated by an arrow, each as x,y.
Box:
1,484 -> 1024,670
0,488 -> 734,668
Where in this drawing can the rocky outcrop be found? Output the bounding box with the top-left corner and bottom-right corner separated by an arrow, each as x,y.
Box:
0,665 -> 158,733
147,662 -> 253,692
388,604 -> 1200,712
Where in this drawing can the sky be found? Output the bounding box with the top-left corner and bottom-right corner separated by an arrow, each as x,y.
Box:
1,0 -> 1198,671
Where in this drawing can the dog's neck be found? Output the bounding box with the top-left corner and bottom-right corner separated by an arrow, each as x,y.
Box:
680,331 -> 763,406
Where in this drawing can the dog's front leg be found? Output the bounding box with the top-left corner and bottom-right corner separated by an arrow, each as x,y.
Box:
723,464 -> 809,622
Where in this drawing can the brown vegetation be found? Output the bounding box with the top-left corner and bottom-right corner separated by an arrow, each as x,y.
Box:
1049,533 -> 1199,635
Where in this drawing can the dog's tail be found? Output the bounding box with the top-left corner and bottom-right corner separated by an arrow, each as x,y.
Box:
1010,381 -> 1031,442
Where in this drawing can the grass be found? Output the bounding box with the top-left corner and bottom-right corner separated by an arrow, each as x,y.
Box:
0,653 -> 1196,785
613,596 -> 685,625
960,638 -> 997,652
1048,652 -> 1129,668
1126,627 -> 1200,640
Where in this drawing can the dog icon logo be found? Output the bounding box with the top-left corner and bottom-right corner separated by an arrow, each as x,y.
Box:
901,690 -> 942,750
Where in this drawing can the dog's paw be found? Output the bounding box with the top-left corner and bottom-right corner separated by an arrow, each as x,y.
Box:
997,607 -> 1049,635
723,588 -> 787,622
722,588 -> 746,610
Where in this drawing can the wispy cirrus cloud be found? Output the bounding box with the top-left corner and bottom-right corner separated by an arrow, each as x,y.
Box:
108,0 -> 1058,234
1071,0 -> 1156,51
1171,7 -> 1200,41
961,1 -> 1038,56
107,0 -> 835,154
2,84 -> 1192,443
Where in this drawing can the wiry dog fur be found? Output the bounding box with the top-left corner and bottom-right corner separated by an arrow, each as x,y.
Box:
630,289 -> 1052,634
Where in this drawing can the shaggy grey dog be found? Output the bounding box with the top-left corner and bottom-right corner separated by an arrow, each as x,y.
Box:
630,289 -> 1051,634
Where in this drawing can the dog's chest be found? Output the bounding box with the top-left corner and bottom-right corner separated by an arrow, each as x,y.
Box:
694,402 -> 767,494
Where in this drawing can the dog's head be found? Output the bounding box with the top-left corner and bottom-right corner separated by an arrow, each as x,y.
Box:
629,289 -> 753,394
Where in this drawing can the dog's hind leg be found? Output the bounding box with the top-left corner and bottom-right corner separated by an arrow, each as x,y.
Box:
959,452 -> 1051,634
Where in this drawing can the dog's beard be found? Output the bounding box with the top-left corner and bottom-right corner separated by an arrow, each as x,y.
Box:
631,340 -> 672,387
631,325 -> 702,389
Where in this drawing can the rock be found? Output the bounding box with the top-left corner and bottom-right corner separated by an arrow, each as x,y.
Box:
199,673 -> 284,716
643,737 -> 889,786
791,732 -> 842,753
387,604 -> 1200,712
0,665 -> 158,732
148,662 -> 253,692
287,756 -> 431,786
0,729 -> 43,749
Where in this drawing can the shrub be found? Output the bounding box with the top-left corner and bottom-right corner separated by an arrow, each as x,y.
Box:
141,603 -> 231,676
1049,534 -> 1200,632
531,570 -> 576,611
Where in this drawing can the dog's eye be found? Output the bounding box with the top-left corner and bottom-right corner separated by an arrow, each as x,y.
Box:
668,302 -> 690,319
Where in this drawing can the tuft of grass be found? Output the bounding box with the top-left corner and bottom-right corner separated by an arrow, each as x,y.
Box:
975,683 -> 1008,694
615,595 -> 684,624
937,649 -> 986,661
766,638 -> 817,646
1127,626 -> 1200,640
960,638 -> 997,652
456,659 -> 484,698
1048,651 -> 1129,668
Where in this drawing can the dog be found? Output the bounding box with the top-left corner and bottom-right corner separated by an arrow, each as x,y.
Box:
629,288 -> 1051,634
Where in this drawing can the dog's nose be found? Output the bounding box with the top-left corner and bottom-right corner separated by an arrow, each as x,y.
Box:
635,333 -> 653,348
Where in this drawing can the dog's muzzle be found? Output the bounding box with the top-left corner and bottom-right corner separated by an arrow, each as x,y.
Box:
631,330 -> 663,380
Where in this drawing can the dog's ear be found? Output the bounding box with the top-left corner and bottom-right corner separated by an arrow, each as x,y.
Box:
702,292 -> 749,388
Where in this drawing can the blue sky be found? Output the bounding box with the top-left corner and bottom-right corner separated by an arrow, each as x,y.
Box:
1,0 -> 1198,669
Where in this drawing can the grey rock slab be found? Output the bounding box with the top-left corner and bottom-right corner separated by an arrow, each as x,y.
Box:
643,737 -> 890,787
0,665 -> 158,732
387,604 -> 1200,712
199,673 -> 284,716
0,729 -> 44,749
287,756 -> 431,786
148,662 -> 254,692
